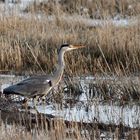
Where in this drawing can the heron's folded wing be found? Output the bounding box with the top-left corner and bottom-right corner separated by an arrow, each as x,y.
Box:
3,76 -> 52,97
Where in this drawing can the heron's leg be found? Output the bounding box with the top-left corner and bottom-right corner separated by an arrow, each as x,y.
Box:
33,96 -> 40,113
41,89 -> 56,104
22,98 -> 28,111
42,95 -> 46,104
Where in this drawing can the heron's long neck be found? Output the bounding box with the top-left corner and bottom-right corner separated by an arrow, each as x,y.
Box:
52,50 -> 65,85
58,50 -> 65,68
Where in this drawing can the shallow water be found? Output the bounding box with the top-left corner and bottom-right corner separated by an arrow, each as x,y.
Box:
37,102 -> 139,128
36,76 -> 140,128
1,74 -> 139,129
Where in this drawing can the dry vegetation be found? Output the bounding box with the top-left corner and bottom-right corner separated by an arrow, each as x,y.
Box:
0,15 -> 140,76
25,0 -> 140,18
0,1 -> 139,76
0,122 -> 139,140
0,108 -> 139,140
0,0 -> 140,140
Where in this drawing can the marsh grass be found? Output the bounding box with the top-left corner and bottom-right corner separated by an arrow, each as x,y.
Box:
25,0 -> 140,18
0,109 -> 139,140
0,0 -> 140,76
0,1 -> 140,139
0,76 -> 140,140
0,14 -> 140,76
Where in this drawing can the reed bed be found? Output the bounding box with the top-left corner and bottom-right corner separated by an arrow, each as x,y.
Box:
0,14 -> 140,76
64,77 -> 140,105
0,1 -> 140,76
25,0 -> 140,18
0,1 -> 140,139
0,108 -> 139,140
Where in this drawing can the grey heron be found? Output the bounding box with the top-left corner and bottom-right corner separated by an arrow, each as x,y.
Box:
3,44 -> 85,110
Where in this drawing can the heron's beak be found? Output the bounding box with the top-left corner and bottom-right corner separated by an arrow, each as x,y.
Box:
69,45 -> 85,49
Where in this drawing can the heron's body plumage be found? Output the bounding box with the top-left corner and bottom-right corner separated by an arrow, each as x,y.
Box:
4,75 -> 53,98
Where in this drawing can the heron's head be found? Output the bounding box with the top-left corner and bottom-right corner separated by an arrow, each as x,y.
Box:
59,44 -> 85,53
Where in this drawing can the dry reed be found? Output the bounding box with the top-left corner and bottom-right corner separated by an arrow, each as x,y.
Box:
0,1 -> 140,139
0,14 -> 140,76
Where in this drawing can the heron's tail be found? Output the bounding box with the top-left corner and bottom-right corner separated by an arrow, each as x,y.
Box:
3,86 -> 16,95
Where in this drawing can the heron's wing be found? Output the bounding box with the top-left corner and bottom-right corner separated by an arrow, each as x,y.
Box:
3,75 -> 52,97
